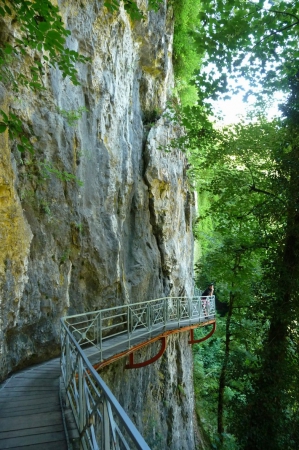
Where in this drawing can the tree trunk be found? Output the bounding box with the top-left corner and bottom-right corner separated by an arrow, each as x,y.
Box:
217,290 -> 235,440
243,141 -> 299,450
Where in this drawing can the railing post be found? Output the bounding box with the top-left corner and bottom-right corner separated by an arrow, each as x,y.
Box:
78,357 -> 85,434
96,314 -> 99,347
66,333 -> 70,386
211,295 -> 215,315
188,296 -> 192,321
102,398 -> 110,450
163,298 -> 167,328
199,295 -> 203,318
207,296 -> 211,316
128,305 -> 131,348
99,311 -> 102,361
147,303 -> 151,330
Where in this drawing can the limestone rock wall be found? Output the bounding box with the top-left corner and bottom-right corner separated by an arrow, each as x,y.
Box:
0,1 -> 197,448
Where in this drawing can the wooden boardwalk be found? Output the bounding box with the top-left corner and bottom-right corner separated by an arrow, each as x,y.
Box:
0,310 -> 216,450
0,358 -> 67,450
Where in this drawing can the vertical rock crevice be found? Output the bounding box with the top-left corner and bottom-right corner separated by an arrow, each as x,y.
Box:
0,1 -> 199,448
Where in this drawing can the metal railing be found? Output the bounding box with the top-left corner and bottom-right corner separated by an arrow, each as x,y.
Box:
61,322 -> 151,450
60,295 -> 215,449
61,296 -> 215,363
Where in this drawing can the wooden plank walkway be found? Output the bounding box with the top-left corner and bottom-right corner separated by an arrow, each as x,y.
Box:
0,358 -> 67,450
0,314 -> 216,450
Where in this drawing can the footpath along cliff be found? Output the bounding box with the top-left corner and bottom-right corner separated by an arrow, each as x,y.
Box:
0,1 -> 200,448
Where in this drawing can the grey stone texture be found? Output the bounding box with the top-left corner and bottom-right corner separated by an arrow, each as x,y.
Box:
0,1 -> 197,448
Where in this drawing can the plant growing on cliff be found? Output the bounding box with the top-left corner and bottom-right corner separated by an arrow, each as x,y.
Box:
104,0 -> 163,20
0,0 -> 90,91
0,0 -> 91,185
0,108 -> 35,153
40,161 -> 83,187
56,106 -> 89,127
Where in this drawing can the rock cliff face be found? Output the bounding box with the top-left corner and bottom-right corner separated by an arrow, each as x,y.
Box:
0,0 -> 197,448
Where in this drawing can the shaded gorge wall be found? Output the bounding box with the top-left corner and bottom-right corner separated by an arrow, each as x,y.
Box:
0,1 -> 198,448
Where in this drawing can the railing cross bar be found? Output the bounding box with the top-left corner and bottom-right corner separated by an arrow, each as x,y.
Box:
61,295 -> 216,449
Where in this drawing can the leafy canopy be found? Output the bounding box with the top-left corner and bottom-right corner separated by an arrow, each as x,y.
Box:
195,0 -> 299,101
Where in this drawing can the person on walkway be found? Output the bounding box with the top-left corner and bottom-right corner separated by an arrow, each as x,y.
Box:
201,283 -> 214,297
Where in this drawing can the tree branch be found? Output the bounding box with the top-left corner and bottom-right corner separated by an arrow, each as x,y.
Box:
249,184 -> 282,199
248,2 -> 299,22
254,20 -> 299,49
268,8 -> 299,23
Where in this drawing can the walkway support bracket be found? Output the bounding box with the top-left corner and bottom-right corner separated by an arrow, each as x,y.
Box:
125,337 -> 167,369
188,321 -> 216,344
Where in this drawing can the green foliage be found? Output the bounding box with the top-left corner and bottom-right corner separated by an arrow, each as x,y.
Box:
20,188 -> 35,202
56,106 -> 88,127
175,82 -> 198,107
194,0 -> 299,102
177,384 -> 186,395
171,0 -> 203,105
104,0 -> 143,20
74,222 -> 83,233
39,198 -> 51,215
60,247 -> 70,264
0,0 -> 90,91
40,161 -> 83,187
161,98 -> 216,158
0,108 -> 35,153
104,0 -> 163,20
189,106 -> 299,448
194,312 -> 268,449
170,0 -> 299,447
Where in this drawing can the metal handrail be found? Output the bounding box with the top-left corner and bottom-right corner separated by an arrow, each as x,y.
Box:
61,320 -> 151,450
62,296 -> 215,363
60,295 -> 215,449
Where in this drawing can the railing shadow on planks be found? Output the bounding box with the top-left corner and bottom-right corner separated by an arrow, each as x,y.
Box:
60,295 -> 216,450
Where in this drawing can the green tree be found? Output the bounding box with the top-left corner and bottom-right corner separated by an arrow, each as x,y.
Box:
238,79 -> 299,450
192,106 -> 299,448
170,0 -> 299,447
194,0 -> 299,102
194,117 -> 270,446
171,0 -> 203,105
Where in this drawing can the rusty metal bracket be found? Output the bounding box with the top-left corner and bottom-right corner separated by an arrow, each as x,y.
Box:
125,337 -> 167,369
188,321 -> 216,344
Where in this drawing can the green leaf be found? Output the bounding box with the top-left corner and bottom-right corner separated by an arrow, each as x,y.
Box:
46,30 -> 66,44
17,144 -> 25,152
37,21 -> 51,33
0,123 -> 7,133
104,0 -> 119,12
4,4 -> 12,15
0,109 -> 8,122
148,0 -> 162,12
4,44 -> 14,55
